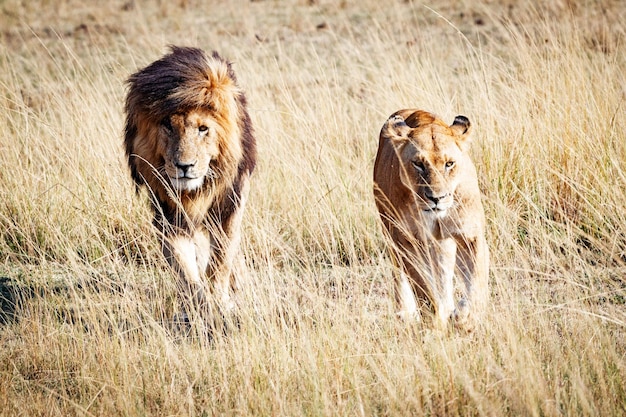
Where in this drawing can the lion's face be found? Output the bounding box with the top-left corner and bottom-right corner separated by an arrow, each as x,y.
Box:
160,108 -> 221,192
383,112 -> 472,216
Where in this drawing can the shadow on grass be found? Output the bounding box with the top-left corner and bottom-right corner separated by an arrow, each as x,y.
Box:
0,276 -> 21,324
0,274 -> 240,345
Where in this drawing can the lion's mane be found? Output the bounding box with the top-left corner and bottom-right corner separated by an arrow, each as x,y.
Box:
123,46 -> 256,231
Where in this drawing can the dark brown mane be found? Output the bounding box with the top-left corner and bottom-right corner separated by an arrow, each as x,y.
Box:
123,46 -> 256,231
125,46 -> 237,123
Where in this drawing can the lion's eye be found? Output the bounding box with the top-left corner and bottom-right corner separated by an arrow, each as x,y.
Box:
162,118 -> 173,132
445,161 -> 455,170
412,161 -> 425,172
198,125 -> 208,133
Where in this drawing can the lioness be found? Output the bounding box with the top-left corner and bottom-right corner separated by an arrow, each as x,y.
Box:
373,109 -> 488,328
124,46 -> 256,324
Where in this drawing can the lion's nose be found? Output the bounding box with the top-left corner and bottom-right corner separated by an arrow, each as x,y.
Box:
428,195 -> 441,204
175,161 -> 196,176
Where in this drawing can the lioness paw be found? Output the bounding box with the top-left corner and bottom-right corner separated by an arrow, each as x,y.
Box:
396,309 -> 421,323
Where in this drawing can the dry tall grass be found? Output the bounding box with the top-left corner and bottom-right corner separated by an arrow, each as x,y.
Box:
1,0 -> 625,415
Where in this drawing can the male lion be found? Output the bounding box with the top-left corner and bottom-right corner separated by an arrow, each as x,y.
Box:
124,46 -> 256,324
373,109 -> 488,328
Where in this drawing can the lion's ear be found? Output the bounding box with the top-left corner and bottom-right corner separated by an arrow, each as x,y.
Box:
382,115 -> 411,144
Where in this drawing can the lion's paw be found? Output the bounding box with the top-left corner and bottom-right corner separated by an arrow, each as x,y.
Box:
452,299 -> 476,331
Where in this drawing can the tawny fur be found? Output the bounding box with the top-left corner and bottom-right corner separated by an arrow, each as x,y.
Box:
124,46 -> 256,320
373,109 -> 489,328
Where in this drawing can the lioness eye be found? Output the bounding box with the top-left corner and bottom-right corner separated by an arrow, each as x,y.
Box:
198,125 -> 208,132
445,161 -> 455,169
412,161 -> 425,172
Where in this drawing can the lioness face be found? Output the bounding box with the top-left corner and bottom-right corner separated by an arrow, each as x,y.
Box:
160,108 -> 220,192
386,114 -> 471,215
399,138 -> 462,214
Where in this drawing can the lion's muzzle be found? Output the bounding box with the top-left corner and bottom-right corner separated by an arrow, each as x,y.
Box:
174,160 -> 198,178
168,160 -> 207,192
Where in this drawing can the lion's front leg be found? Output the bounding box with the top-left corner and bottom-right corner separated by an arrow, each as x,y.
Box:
163,233 -> 212,316
208,229 -> 238,313
207,177 -> 251,313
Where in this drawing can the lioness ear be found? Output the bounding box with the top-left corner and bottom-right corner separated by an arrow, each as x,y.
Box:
382,115 -> 411,143
450,115 -> 471,136
450,115 -> 472,149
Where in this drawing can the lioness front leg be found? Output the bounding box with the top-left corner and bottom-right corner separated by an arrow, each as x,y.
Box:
432,238 -> 456,328
391,239 -> 429,322
395,269 -> 420,321
454,235 -> 489,325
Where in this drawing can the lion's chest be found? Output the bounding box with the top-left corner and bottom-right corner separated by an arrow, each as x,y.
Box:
179,192 -> 218,226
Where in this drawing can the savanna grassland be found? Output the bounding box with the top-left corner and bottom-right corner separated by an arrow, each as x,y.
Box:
1,0 -> 625,415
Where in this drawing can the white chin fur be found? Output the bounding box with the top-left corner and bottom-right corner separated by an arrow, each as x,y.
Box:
433,208 -> 449,218
424,207 -> 449,217
170,177 -> 204,192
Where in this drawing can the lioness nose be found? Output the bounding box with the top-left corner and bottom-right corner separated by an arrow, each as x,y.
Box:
425,190 -> 448,204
